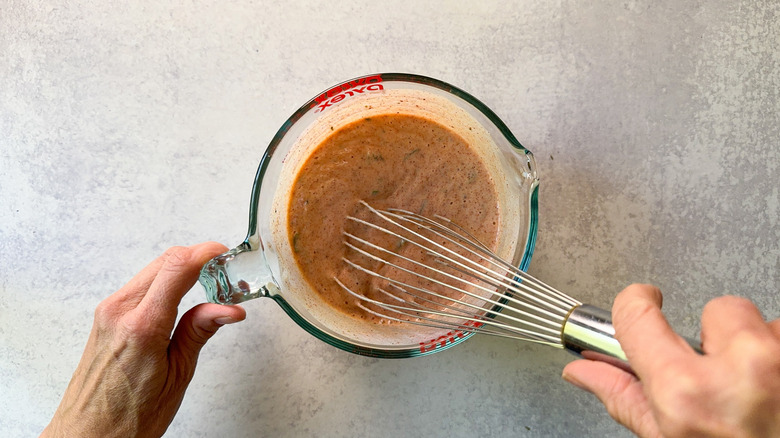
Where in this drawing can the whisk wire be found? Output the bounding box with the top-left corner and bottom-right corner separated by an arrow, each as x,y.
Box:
379,284 -> 564,345
343,233 -> 561,330
347,203 -> 577,318
371,208 -> 572,314
335,278 -> 562,346
341,246 -> 563,336
336,201 -> 588,347
384,206 -> 580,310
343,217 -> 561,322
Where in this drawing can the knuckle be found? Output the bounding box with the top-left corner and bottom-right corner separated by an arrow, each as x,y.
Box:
653,363 -> 700,397
619,283 -> 661,302
118,314 -> 150,338
613,298 -> 656,336
161,245 -> 194,268
732,331 -> 780,377
93,298 -> 118,328
706,295 -> 755,313
118,313 -> 168,344
648,365 -> 707,430
94,299 -> 110,318
613,284 -> 662,325
186,323 -> 216,348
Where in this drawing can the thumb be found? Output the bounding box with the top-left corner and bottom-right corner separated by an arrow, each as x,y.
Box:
169,303 -> 246,377
563,360 -> 660,437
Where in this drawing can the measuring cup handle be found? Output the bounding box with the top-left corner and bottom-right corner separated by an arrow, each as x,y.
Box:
199,242 -> 278,305
561,304 -> 703,373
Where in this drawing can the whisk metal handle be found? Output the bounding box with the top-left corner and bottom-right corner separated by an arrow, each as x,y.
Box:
562,304 -> 702,373
562,305 -> 631,371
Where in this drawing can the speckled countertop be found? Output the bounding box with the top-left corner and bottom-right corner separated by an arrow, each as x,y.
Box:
2,2 -> 778,437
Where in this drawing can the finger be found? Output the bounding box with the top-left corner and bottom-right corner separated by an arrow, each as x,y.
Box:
136,242 -> 228,325
168,303 -> 246,381
108,242 -> 229,310
105,251 -> 173,309
563,360 -> 660,437
701,295 -> 769,354
612,284 -> 691,378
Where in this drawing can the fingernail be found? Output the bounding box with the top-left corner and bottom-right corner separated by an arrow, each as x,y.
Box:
215,316 -> 238,326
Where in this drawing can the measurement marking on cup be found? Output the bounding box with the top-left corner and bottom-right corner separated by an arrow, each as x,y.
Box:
419,321 -> 484,353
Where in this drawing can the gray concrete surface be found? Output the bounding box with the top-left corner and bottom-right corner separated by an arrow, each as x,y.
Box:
2,1 -> 778,437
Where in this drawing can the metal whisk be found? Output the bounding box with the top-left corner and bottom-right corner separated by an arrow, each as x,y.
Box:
337,201 -> 699,368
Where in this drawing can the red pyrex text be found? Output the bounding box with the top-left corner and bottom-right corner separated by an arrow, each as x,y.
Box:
313,75 -> 384,112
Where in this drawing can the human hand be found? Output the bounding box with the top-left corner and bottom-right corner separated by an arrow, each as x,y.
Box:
41,242 -> 246,438
562,284 -> 780,437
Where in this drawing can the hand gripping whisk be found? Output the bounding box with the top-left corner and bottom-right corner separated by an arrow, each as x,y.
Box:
337,202 -> 701,369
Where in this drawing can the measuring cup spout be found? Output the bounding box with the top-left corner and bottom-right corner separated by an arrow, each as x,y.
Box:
199,242 -> 279,304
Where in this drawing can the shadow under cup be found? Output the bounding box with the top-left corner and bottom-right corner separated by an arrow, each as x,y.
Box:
199,73 -> 539,358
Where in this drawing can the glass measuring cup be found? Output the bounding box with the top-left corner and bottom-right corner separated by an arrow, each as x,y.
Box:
199,73 -> 539,358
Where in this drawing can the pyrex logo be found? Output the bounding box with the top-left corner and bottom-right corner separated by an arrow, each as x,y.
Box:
314,75 -> 384,112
